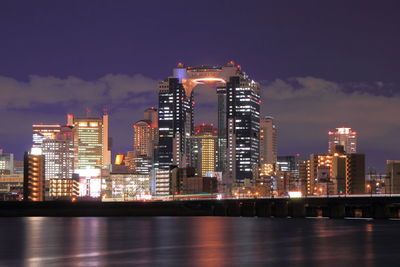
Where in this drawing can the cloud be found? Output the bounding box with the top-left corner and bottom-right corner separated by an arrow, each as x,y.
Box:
0,74 -> 158,110
261,77 -> 400,169
0,74 -> 398,170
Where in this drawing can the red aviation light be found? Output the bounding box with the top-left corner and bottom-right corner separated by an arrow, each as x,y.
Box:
237,65 -> 241,69
258,100 -> 262,104
192,101 -> 196,105
296,153 -> 301,157
180,97 -> 184,101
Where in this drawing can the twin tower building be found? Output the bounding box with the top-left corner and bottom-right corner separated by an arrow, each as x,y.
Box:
153,61 -> 261,194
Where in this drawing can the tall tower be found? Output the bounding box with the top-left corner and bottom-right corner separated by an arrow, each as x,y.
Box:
156,62 -> 260,192
189,124 -> 218,177
260,116 -> 277,165
158,77 -> 193,169
328,127 -> 357,154
71,113 -> 111,170
132,107 -> 159,174
226,75 -> 260,185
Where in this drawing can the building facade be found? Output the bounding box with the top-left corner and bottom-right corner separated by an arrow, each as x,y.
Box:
260,116 -> 277,165
23,152 -> 45,201
328,127 -> 357,154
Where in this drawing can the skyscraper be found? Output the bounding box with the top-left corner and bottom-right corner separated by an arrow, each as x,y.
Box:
328,127 -> 357,154
70,113 -> 111,170
132,107 -> 159,174
226,75 -> 260,185
23,152 -> 45,201
41,126 -> 74,181
188,123 -> 218,177
69,113 -> 111,197
260,116 -> 277,165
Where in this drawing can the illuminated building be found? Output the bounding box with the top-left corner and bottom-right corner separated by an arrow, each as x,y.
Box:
0,150 -> 14,175
69,113 -> 111,197
188,123 -> 218,177
157,62 -> 260,193
386,160 -> 400,194
103,173 -> 150,200
0,174 -> 23,201
70,113 -> 111,170
32,124 -> 62,149
308,146 -> 365,195
41,126 -> 74,181
23,152 -> 45,201
133,108 -> 158,174
260,116 -> 277,164
328,127 -> 357,153
48,177 -> 79,199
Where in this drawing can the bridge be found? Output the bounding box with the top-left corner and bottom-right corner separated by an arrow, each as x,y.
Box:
1,196 -> 400,219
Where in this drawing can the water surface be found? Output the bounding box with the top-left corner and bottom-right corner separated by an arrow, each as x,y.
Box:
0,217 -> 399,266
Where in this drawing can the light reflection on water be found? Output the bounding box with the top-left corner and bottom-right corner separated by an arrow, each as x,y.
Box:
0,217 -> 399,266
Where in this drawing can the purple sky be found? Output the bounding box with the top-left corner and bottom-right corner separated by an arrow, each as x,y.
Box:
0,0 -> 399,171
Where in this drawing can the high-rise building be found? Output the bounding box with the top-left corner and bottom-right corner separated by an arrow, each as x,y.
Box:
386,160 -> 400,194
48,177 -> 79,199
226,75 -> 260,185
41,126 -> 74,181
0,150 -> 14,175
156,62 -> 260,193
260,116 -> 277,165
70,113 -> 111,171
32,124 -> 63,150
328,127 -> 357,154
69,113 -> 111,197
188,123 -> 218,177
23,152 -> 45,201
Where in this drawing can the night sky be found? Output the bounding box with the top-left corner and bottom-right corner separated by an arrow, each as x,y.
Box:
0,0 -> 399,171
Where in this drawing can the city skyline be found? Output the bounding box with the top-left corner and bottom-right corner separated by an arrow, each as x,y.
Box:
1,1 -> 400,171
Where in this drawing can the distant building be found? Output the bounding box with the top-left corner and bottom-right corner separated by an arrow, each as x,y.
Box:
103,173 -> 150,200
48,177 -> 79,200
308,146 -> 365,195
69,113 -> 111,197
0,151 -> 14,175
188,123 -> 218,177
386,160 -> 400,194
132,108 -> 158,174
0,174 -> 23,201
23,152 -> 45,201
41,126 -> 74,181
260,116 -> 277,164
328,127 -> 357,154
69,113 -> 111,170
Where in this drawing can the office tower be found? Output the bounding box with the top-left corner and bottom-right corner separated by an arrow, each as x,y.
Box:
260,116 -> 277,164
158,77 -> 192,169
133,108 -> 158,174
70,113 -> 111,197
346,153 -> 365,194
386,160 -> 400,194
328,127 -> 357,153
32,124 -> 63,150
226,75 -> 260,185
188,123 -> 218,177
41,126 -> 74,181
156,62 -> 259,194
0,150 -> 14,175
23,152 -> 45,201
70,113 -> 111,170
216,86 -> 227,173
